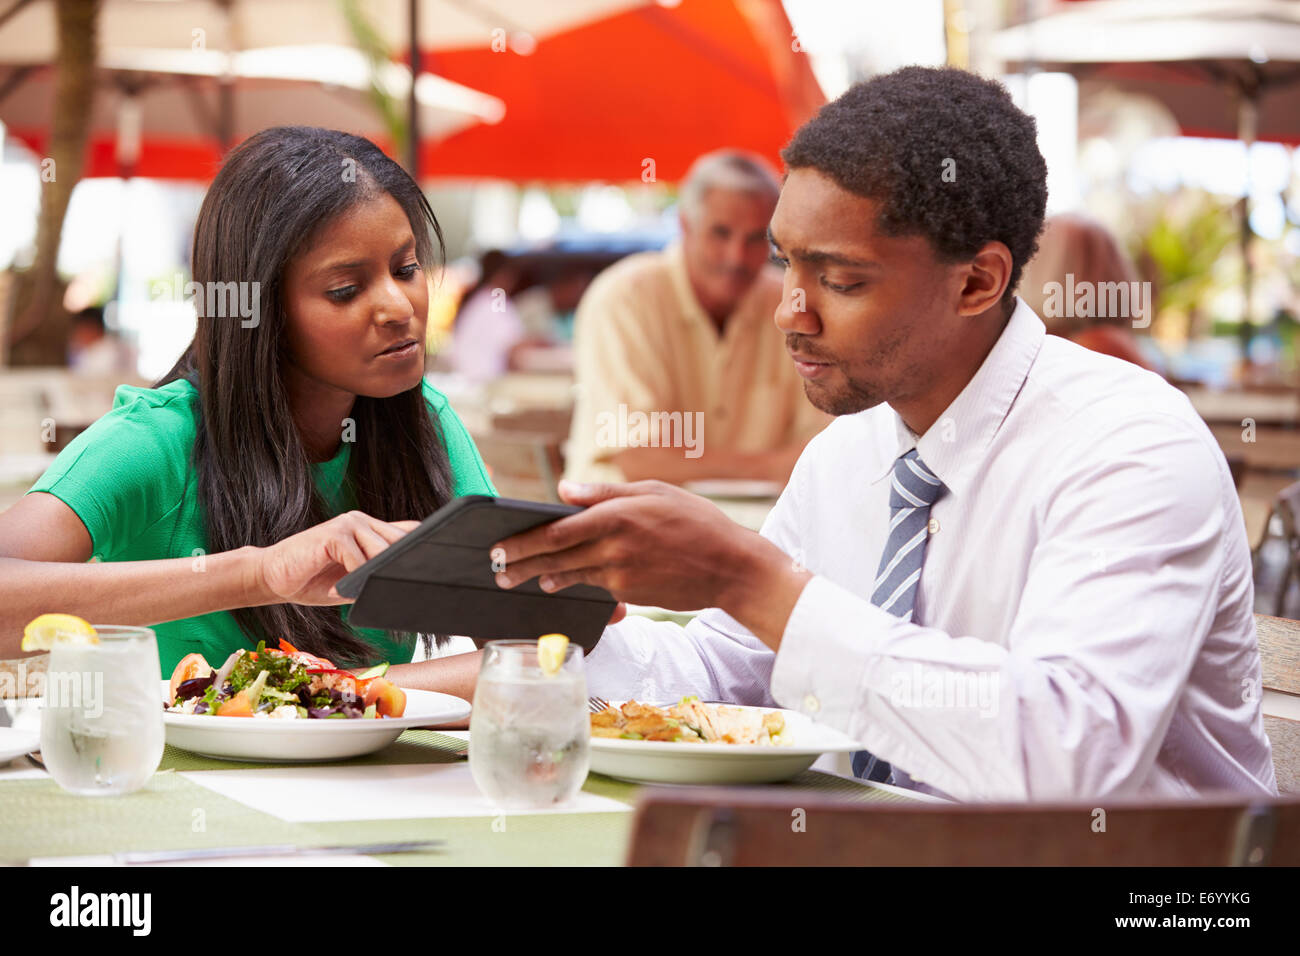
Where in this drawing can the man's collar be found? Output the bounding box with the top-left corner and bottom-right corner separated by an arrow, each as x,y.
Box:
666,240 -> 713,329
870,298 -> 1045,497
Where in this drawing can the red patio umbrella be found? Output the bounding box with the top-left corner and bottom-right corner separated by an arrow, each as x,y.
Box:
419,0 -> 825,182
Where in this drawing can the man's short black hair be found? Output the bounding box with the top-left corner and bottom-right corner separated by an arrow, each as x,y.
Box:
781,66 -> 1047,303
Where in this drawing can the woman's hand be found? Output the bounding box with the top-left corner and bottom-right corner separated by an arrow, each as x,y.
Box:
253,511 -> 419,606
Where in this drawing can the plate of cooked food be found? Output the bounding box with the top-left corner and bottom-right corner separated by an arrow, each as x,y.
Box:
160,639 -> 471,762
587,697 -> 861,784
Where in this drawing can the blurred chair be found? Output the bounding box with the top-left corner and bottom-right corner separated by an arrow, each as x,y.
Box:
1252,482 -> 1300,617
490,406 -> 573,438
626,788 -> 1300,865
1257,613 -> 1300,795
471,429 -> 564,503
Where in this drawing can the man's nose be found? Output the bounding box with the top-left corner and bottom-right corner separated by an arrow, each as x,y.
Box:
775,272 -> 818,335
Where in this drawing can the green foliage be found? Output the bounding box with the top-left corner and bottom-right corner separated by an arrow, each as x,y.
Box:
340,0 -> 407,159
1136,190 -> 1240,322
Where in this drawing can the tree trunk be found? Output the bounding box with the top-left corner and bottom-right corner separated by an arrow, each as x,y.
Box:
6,0 -> 99,367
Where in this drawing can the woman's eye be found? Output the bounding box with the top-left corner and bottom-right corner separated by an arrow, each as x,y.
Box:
395,263 -> 420,279
325,285 -> 358,303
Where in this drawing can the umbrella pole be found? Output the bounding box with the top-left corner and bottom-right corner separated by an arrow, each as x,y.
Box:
407,0 -> 421,179
1236,76 -> 1259,362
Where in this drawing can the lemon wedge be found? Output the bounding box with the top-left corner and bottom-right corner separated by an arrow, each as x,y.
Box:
537,633 -> 569,676
21,614 -> 99,651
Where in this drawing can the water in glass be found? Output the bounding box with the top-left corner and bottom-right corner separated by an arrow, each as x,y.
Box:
40,626 -> 165,795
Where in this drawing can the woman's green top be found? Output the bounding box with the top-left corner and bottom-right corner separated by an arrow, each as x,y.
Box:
28,378 -> 496,674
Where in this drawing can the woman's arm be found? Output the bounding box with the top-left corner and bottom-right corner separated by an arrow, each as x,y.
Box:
0,492 -> 417,659
385,650 -> 484,710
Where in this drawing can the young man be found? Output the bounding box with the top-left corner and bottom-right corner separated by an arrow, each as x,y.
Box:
489,67 -> 1276,802
563,150 -> 829,485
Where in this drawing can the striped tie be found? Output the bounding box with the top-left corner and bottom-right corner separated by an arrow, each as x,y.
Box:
852,449 -> 945,783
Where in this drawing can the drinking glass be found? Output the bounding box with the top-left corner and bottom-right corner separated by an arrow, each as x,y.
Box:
469,639 -> 590,809
39,625 -> 165,795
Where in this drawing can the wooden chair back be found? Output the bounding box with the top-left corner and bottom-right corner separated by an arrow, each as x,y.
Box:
626,788 -> 1300,866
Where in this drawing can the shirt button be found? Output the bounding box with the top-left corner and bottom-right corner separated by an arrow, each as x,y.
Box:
803,694 -> 820,713
928,518 -> 940,534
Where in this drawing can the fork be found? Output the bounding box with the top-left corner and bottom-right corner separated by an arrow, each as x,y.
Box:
587,696 -> 610,713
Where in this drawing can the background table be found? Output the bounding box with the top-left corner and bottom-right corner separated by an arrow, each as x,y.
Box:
0,728 -> 923,867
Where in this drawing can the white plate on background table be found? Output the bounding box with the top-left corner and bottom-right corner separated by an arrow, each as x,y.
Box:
588,703 -> 861,785
0,699 -> 41,765
0,727 -> 41,765
683,479 -> 784,500
160,680 -> 471,763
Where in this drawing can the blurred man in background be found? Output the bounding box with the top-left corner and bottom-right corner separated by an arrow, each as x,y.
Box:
564,149 -> 829,485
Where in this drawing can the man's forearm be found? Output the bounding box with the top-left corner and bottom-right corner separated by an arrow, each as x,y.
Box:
715,533 -> 813,650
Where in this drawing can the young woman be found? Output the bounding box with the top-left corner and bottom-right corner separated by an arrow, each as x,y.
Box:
0,127 -> 489,696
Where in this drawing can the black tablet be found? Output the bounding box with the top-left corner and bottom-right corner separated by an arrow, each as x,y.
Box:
334,495 -> 616,650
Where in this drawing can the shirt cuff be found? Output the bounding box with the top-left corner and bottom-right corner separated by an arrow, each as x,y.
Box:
770,574 -> 896,729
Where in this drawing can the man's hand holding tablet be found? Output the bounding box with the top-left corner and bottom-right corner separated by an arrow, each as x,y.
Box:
492,479 -> 812,649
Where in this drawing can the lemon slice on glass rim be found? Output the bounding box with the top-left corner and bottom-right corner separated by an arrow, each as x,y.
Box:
537,633 -> 570,676
21,613 -> 99,651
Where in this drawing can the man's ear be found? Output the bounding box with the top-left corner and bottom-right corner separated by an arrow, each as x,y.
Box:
955,240 -> 1013,316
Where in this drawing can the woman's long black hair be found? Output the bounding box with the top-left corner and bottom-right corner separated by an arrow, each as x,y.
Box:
159,126 -> 454,665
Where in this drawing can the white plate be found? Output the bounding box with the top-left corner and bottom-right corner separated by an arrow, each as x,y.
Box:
160,680 -> 471,763
683,479 -> 784,500
588,703 -> 861,785
0,726 -> 41,765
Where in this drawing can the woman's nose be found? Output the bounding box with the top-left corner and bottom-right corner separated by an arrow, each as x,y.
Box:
374,276 -> 415,324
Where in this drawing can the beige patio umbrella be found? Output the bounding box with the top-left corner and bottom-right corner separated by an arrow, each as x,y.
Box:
993,0 -> 1300,333
1,44 -> 506,176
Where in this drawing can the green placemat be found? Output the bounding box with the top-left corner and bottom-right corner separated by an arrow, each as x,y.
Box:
0,773 -> 332,864
0,771 -> 637,866
157,729 -> 469,772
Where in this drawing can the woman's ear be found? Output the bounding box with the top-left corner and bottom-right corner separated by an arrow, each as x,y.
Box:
955,240 -> 1013,316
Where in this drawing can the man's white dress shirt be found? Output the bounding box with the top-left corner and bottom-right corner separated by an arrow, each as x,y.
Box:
584,299 -> 1278,802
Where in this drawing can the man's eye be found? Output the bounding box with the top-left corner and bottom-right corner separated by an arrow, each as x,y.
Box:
769,252 -> 789,268
821,277 -> 863,294
325,286 -> 358,303
821,278 -> 863,293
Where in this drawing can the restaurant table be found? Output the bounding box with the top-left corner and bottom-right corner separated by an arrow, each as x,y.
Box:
1182,385 -> 1300,428
1209,423 -> 1300,474
0,727 -> 927,867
